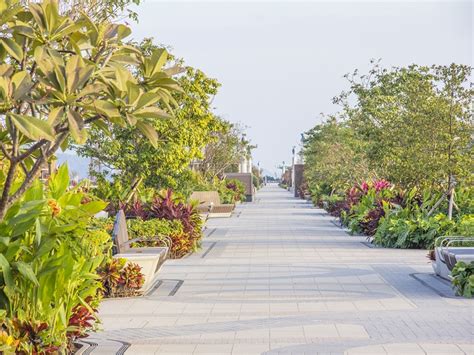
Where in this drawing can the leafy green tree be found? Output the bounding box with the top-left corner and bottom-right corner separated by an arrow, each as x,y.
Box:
77,40 -> 224,190
0,0 -> 179,219
196,121 -> 252,179
302,116 -> 370,194
340,63 -> 473,190
21,0 -> 143,21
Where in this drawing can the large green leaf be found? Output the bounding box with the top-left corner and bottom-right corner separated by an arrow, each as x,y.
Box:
14,261 -> 39,286
135,92 -> 160,109
149,48 -> 168,77
0,37 -> 23,62
0,254 -> 13,288
11,22 -> 36,39
136,121 -> 158,148
80,200 -> 107,214
67,109 -> 87,144
91,100 -> 121,120
11,70 -> 33,100
9,113 -> 55,141
134,106 -> 172,120
28,3 -> 48,32
47,106 -> 64,125
49,164 -> 69,199
66,55 -> 94,93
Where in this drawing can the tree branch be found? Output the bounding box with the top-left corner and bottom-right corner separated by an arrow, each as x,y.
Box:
0,161 -> 18,220
7,132 -> 68,208
14,115 -> 102,162
0,143 -> 13,161
14,139 -> 47,162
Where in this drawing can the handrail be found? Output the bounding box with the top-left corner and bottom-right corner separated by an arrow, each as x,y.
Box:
446,238 -> 474,249
435,236 -> 473,248
435,236 -> 474,264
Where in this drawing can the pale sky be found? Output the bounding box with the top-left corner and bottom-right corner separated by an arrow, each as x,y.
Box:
129,0 -> 472,175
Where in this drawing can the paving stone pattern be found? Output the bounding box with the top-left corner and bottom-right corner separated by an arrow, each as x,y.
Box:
89,185 -> 473,355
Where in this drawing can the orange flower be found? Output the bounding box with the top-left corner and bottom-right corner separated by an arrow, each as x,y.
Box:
47,199 -> 61,217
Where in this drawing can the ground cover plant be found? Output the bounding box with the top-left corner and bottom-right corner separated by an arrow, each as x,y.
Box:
451,261 -> 474,298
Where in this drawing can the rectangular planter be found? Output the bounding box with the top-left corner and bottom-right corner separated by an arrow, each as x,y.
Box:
113,250 -> 166,293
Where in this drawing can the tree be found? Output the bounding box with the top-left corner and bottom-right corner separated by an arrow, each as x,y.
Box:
196,121 -> 252,179
21,0 -> 143,22
77,39 -> 225,190
0,0 -> 180,219
341,63 -> 473,190
302,115 -> 370,193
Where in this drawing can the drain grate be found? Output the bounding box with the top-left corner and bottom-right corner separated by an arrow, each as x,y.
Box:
77,340 -> 97,355
201,242 -> 217,258
111,340 -> 131,355
169,280 -> 184,296
147,279 -> 184,297
145,279 -> 163,295
205,228 -> 217,238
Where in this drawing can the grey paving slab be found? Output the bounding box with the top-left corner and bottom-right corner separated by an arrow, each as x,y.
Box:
88,184 -> 474,355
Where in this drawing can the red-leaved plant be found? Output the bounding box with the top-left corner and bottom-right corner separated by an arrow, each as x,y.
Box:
114,189 -> 203,258
98,258 -> 144,297
67,296 -> 98,350
150,189 -> 203,257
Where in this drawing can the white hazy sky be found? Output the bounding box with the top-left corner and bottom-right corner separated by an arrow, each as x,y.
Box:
129,0 -> 472,175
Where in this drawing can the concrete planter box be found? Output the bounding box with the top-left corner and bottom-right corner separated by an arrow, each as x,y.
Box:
209,212 -> 233,218
432,247 -> 451,280
224,173 -> 255,202
114,249 -> 167,293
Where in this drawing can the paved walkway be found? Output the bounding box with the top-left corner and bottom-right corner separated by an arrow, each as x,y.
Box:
89,185 -> 473,354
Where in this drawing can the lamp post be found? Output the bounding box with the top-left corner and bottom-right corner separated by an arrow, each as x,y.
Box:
291,146 -> 296,190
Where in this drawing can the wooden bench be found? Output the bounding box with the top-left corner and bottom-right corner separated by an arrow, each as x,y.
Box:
111,210 -> 169,292
189,191 -> 235,218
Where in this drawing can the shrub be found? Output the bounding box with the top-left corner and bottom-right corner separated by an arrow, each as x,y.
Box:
320,194 -> 346,216
98,258 -> 144,298
0,165 -> 111,352
67,296 -> 98,343
375,211 -> 454,249
223,179 -> 246,203
451,261 -> 474,298
316,180 -> 473,250
341,180 -> 398,235
309,183 -> 333,207
116,189 -> 203,258
358,203 -> 387,236
151,189 -> 203,252
373,189 -> 473,249
127,218 -> 190,259
217,185 -> 235,204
